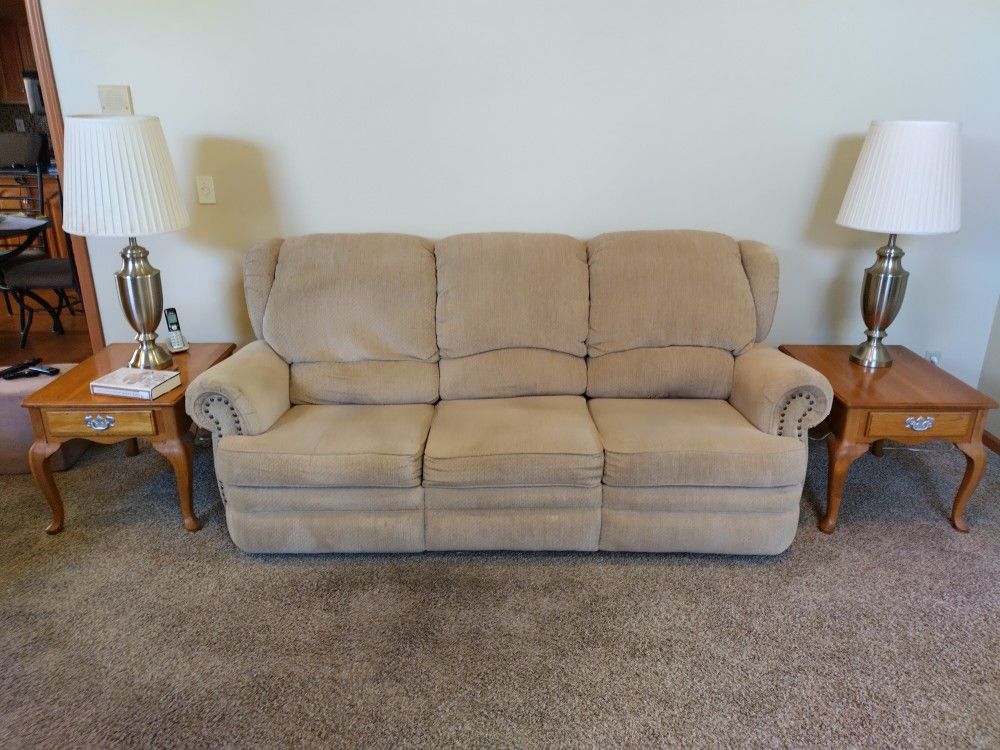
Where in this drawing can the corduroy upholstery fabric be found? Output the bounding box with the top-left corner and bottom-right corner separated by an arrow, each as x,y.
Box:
600,485 -> 800,554
729,345 -> 834,438
425,485 -> 603,511
186,341 -> 291,438
425,488 -> 602,551
261,233 -> 439,404
586,346 -> 734,399
586,230 -> 758,398
588,399 -> 806,488
289,361 -> 438,405
439,349 -> 586,401
224,483 -> 425,553
435,233 -> 589,399
243,238 -> 282,340
423,396 -> 604,488
225,506 -> 424,554
224,485 -> 424,513
739,240 -> 780,342
217,404 -> 433,488
603,484 -> 802,514
423,396 -> 604,550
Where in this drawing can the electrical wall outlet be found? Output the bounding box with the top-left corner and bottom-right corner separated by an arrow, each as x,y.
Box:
98,85 -> 134,114
195,175 -> 216,204
14,118 -> 25,132
925,351 -> 942,366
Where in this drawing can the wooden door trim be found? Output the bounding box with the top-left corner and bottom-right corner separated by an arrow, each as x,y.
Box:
24,0 -> 105,353
985,430 -> 1000,456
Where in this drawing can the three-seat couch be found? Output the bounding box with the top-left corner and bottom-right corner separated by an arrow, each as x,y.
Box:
186,230 -> 832,555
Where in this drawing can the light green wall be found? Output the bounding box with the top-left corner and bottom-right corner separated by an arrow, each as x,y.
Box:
40,1 -> 1000,386
979,297 -> 1000,436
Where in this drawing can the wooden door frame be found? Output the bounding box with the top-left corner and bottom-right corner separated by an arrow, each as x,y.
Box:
986,429 -> 1000,456
24,0 -> 105,353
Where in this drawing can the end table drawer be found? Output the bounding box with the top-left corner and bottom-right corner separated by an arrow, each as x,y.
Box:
44,409 -> 156,438
865,410 -> 972,439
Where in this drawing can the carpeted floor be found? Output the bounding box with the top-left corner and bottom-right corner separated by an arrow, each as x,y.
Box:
1,438 -> 997,749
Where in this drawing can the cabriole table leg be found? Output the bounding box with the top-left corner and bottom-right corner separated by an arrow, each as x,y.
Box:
951,438 -> 987,533
28,440 -> 65,534
152,437 -> 200,532
822,434 -> 869,534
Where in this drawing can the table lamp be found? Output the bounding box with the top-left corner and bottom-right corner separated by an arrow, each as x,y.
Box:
62,115 -> 190,369
836,120 -> 961,368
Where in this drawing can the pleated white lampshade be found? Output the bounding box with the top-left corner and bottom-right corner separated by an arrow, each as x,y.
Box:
836,120 -> 961,235
62,115 -> 189,237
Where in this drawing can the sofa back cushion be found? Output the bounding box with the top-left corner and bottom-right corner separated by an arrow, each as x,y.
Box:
738,240 -> 780,342
244,238 -> 282,340
435,233 -> 589,399
586,230 -> 757,399
260,233 -> 439,404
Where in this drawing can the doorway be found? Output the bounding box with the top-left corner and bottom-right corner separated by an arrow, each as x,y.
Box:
0,0 -> 103,365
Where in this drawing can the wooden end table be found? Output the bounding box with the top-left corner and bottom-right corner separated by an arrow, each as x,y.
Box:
779,345 -> 997,534
21,342 -> 235,534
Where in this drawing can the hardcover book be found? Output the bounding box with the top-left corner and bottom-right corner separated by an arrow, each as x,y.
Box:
90,367 -> 181,400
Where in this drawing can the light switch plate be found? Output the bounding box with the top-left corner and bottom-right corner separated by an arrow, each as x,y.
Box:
196,175 -> 216,204
98,85 -> 134,115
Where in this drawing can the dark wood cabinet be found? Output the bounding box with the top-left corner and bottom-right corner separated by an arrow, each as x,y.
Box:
18,19 -> 35,72
0,16 -> 35,104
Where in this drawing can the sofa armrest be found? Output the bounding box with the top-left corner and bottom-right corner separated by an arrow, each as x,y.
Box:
729,346 -> 833,442
185,340 -> 290,438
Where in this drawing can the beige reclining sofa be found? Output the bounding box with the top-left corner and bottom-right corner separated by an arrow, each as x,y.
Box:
186,230 -> 832,555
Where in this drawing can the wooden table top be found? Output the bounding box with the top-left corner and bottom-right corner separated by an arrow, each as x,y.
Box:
22,342 -> 236,409
779,345 -> 997,411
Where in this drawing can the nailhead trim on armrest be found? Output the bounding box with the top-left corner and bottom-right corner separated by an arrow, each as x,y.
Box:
199,394 -> 243,507
777,390 -> 820,442
201,395 -> 244,439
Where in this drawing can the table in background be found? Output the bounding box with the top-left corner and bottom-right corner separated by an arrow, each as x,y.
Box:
22,342 -> 235,534
779,344 -> 996,533
0,215 -> 49,261
0,215 -> 50,314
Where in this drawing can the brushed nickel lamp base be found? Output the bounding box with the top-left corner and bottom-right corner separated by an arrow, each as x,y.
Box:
116,237 -> 173,370
850,333 -> 894,369
849,233 -> 908,369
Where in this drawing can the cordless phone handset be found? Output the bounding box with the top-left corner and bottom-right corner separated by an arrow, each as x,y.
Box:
163,307 -> 190,353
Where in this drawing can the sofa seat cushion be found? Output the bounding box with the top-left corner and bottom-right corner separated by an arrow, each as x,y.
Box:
217,404 -> 434,488
588,399 -> 805,488
423,396 -> 603,488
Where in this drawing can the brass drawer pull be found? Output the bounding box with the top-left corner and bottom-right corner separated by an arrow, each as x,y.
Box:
84,414 -> 116,431
904,416 -> 935,432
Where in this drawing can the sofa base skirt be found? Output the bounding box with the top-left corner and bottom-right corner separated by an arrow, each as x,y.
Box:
221,485 -> 423,553
216,483 -> 799,555
599,485 -> 802,555
425,486 -> 601,551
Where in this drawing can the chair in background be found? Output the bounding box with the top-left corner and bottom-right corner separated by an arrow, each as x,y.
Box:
4,238 -> 80,348
0,133 -> 49,215
0,133 -> 51,315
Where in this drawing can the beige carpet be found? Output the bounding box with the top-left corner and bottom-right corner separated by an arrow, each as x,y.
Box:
1,438 -> 998,749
